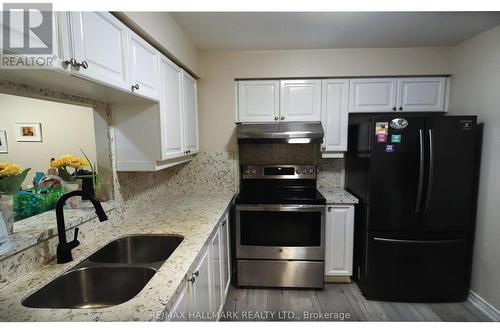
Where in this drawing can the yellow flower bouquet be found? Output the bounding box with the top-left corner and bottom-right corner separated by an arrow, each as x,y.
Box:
50,154 -> 88,181
0,162 -> 30,195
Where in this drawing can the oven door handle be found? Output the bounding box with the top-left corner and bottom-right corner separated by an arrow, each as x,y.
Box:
236,204 -> 326,212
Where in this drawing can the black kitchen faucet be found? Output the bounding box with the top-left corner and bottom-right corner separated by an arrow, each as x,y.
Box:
55,190 -> 108,263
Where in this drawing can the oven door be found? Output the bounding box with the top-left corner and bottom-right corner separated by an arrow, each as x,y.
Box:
236,204 -> 325,261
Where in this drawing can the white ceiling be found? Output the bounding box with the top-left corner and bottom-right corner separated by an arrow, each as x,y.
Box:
170,12 -> 500,51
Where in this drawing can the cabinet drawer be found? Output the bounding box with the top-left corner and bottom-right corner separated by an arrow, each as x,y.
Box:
238,260 -> 324,288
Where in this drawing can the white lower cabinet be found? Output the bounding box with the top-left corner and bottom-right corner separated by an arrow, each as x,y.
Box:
190,248 -> 212,318
167,213 -> 231,321
209,228 -> 222,314
167,282 -> 189,321
325,205 -> 355,277
220,215 -> 231,297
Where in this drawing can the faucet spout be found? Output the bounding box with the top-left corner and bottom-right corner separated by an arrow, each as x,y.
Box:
55,190 -> 108,263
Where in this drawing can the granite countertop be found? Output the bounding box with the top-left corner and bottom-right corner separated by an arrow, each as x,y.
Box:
319,188 -> 359,204
0,193 -> 234,321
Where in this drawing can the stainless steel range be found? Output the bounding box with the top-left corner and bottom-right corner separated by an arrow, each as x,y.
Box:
235,165 -> 326,289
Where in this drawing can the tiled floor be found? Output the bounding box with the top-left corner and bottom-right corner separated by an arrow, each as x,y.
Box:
222,283 -> 491,321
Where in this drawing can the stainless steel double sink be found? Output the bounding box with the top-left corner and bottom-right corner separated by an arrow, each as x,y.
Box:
22,235 -> 183,309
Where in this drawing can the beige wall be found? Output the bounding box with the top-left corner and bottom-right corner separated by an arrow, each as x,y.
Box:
198,47 -> 454,152
0,93 -> 97,187
449,24 -> 500,310
121,12 -> 200,76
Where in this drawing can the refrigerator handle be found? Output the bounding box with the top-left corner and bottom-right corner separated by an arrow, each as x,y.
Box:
415,129 -> 425,213
425,129 -> 435,213
373,237 -> 463,245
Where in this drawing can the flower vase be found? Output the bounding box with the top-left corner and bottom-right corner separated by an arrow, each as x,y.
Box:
62,179 -> 83,209
0,194 -> 14,234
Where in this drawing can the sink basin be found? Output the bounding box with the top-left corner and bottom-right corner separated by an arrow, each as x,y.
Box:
22,266 -> 156,309
89,235 -> 184,264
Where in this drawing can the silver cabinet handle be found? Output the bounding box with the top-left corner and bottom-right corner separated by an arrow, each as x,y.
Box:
188,271 -> 199,283
321,146 -> 326,151
63,58 -> 75,67
68,59 -> 88,69
415,129 -> 424,212
392,106 -> 397,111
274,116 -> 278,121
132,84 -> 139,91
398,106 -> 403,111
280,116 -> 285,120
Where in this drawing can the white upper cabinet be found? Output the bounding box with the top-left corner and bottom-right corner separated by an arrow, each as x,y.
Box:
349,77 -> 448,113
237,80 -> 280,122
325,205 -> 355,277
397,77 -> 446,112
128,31 -> 160,100
69,12 -> 128,90
280,80 -> 322,122
159,55 -> 184,160
349,78 -> 398,113
321,79 -> 349,154
114,58 -> 198,172
183,71 -> 199,155
51,12 -> 72,73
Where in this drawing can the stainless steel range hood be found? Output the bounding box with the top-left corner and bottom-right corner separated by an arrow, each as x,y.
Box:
236,122 -> 324,144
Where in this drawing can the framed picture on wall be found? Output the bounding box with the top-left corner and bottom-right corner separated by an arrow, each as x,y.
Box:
0,130 -> 7,153
14,122 -> 42,142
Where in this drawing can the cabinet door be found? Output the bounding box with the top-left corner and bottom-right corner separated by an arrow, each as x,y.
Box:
52,12 -> 72,73
191,248 -> 211,318
321,79 -> 349,152
128,31 -> 160,100
70,12 -> 128,90
397,77 -> 446,112
280,80 -> 321,122
349,78 -> 397,113
220,214 -> 231,300
159,56 -> 185,160
166,282 -> 190,321
325,205 -> 355,276
182,71 -> 199,155
210,227 -> 222,313
237,80 -> 280,122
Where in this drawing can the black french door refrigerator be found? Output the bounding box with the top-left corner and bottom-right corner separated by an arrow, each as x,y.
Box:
346,114 -> 479,302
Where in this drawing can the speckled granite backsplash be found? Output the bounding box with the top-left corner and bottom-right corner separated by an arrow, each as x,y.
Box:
238,143 -> 344,188
115,152 -> 239,218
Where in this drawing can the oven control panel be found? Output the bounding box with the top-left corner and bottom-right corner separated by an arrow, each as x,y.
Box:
242,165 -> 317,179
